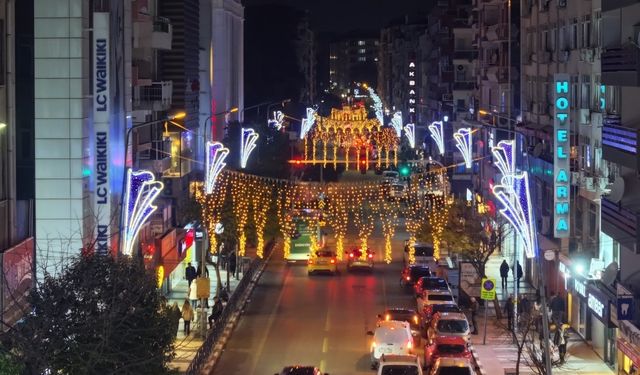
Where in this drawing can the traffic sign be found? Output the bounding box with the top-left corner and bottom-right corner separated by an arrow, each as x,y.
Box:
480,277 -> 496,300
618,297 -> 634,321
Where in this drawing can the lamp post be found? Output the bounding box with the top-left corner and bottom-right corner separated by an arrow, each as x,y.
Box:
118,112 -> 186,256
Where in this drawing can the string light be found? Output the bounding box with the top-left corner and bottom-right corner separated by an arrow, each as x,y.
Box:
454,128 -> 473,169
367,86 -> 384,126
492,140 -> 516,187
390,111 -> 403,137
240,128 -> 259,169
404,123 -> 416,149
428,120 -> 445,155
268,110 -> 285,130
205,141 -> 229,194
122,169 -> 164,256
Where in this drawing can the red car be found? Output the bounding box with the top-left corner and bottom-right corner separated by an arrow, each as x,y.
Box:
423,335 -> 471,369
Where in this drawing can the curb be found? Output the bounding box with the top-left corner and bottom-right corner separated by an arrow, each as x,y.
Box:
468,344 -> 487,375
199,244 -> 276,375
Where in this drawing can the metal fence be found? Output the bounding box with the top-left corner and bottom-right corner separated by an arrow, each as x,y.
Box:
185,240 -> 275,375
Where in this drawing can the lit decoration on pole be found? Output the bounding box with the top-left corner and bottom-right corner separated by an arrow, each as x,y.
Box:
428,121 -> 445,155
492,140 -> 516,187
367,86 -> 384,125
492,172 -> 536,259
122,169 -> 164,256
404,123 -> 416,149
252,179 -> 271,258
240,128 -> 259,169
205,141 -> 229,194
454,128 -> 473,169
230,173 -> 251,256
390,111 -> 403,138
300,107 -> 316,139
268,110 -> 285,130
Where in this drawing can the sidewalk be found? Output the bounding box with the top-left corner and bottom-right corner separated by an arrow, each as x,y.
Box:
168,248 -> 257,373
470,309 -> 614,375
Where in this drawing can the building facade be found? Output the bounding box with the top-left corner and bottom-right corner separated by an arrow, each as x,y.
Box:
329,35 -> 379,91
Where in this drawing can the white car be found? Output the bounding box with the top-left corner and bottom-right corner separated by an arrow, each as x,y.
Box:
428,357 -> 477,375
389,183 -> 408,200
377,354 -> 423,375
382,170 -> 399,183
370,320 -> 414,369
426,312 -> 471,344
403,242 -> 437,269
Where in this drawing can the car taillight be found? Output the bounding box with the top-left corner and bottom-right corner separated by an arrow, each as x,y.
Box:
330,259 -> 335,264
413,315 -> 419,324
368,253 -> 373,259
406,276 -> 411,281
385,314 -> 390,321
349,253 -> 354,258
308,259 -> 313,264
407,340 -> 413,349
371,342 -> 377,348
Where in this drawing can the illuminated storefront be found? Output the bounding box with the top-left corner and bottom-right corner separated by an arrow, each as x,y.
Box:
587,284 -> 617,366
618,320 -> 640,375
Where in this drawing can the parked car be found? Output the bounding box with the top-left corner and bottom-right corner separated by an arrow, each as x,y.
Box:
401,265 -> 432,289
426,312 -> 471,345
423,336 -> 471,369
403,242 -> 437,269
382,170 -> 399,183
428,357 -> 478,375
379,308 -> 423,344
377,354 -> 423,375
307,250 -> 338,275
418,290 -> 456,319
275,366 -> 329,375
414,277 -> 450,298
389,183 -> 407,201
345,247 -> 374,272
369,320 -> 414,369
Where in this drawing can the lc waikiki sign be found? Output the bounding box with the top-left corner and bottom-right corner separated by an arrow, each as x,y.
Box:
554,74 -> 570,238
93,13 -> 111,254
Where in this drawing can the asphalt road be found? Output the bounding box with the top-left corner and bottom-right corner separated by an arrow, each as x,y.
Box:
212,235 -> 418,375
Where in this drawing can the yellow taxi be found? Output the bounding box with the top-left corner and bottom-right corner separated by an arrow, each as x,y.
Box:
307,250 -> 338,275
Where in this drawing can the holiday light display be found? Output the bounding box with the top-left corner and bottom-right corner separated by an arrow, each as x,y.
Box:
252,180 -> 271,258
205,141 -> 229,194
122,169 -> 164,256
240,128 -> 259,169
268,110 -> 285,130
230,173 -> 251,256
390,111 -> 403,138
492,140 -> 516,187
404,123 -> 416,149
428,121 -> 445,155
300,107 -> 316,139
367,86 -> 384,126
454,128 -> 473,169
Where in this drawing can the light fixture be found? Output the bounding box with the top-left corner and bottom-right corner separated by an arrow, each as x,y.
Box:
122,169 -> 164,256
428,121 -> 445,155
205,141 -> 229,194
454,128 -> 473,169
240,128 -> 259,168
0,123 -> 6,129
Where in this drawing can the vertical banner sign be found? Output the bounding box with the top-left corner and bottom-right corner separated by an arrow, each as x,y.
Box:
93,13 -> 110,254
408,54 -> 417,123
554,74 -> 570,238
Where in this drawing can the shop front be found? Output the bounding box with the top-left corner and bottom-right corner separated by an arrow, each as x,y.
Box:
156,228 -> 192,294
570,274 -> 590,339
587,284 -> 617,366
618,320 -> 640,375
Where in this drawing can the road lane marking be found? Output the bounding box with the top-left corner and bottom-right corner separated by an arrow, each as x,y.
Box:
249,264 -> 289,374
319,359 -> 326,372
324,308 -> 331,332
322,337 -> 329,353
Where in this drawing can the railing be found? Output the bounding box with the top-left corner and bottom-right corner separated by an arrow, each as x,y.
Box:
602,47 -> 640,73
185,240 -> 276,375
602,118 -> 637,155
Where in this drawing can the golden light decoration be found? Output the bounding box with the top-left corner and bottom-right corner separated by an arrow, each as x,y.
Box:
230,172 -> 251,256
195,173 -> 229,257
251,177 -> 271,258
376,189 -> 399,264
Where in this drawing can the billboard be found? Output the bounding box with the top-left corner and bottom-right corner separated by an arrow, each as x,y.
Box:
2,238 -> 34,330
553,74 -> 570,238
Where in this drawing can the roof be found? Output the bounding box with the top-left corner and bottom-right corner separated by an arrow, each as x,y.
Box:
377,320 -> 410,329
435,357 -> 473,367
435,312 -> 467,321
379,354 -> 420,365
385,307 -> 417,314
434,335 -> 468,345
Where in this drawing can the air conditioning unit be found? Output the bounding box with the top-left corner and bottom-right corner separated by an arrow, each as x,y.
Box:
571,172 -> 580,185
559,50 -> 570,63
580,48 -> 595,63
579,109 -> 591,125
584,177 -> 594,191
457,64 -> 466,73
558,0 -> 567,7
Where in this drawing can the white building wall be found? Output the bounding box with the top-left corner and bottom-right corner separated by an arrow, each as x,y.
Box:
34,0 -> 88,271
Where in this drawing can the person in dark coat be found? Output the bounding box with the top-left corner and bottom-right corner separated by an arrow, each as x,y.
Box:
208,297 -> 224,329
549,292 -> 565,328
516,261 -> 524,286
229,250 -> 237,278
505,294 -> 515,331
470,297 -> 479,334
197,264 -> 209,278
500,260 -> 510,290
185,262 -> 197,287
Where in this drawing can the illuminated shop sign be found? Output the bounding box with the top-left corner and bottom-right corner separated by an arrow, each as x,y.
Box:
588,293 -> 605,319
574,278 -> 586,297
553,74 -> 570,238
93,12 -> 111,254
408,58 -> 417,122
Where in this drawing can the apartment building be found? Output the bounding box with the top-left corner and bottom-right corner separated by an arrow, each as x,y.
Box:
330,35 -> 379,91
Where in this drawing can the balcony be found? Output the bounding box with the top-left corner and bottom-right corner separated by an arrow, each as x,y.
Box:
601,47 -> 640,86
602,0 -> 640,11
133,16 -> 173,51
602,116 -> 639,170
133,81 -> 173,111
485,23 -> 508,42
601,198 -> 639,246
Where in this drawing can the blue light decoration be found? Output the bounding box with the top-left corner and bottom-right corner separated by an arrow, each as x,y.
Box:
454,127 -> 473,169
491,140 -> 516,187
428,120 -> 445,155
553,74 -> 570,237
600,85 -> 606,111
300,107 -> 316,139
122,169 -> 164,256
240,128 -> 259,169
390,111 -> 403,138
367,87 -> 384,126
268,110 -> 285,130
492,172 -> 536,258
404,123 -> 416,148
205,141 -> 229,194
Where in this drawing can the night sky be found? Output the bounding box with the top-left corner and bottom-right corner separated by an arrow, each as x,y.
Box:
243,0 -> 435,33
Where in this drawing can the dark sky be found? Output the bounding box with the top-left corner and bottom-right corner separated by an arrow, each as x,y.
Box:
243,0 -> 435,33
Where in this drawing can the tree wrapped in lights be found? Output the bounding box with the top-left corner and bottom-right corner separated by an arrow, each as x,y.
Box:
251,177 -> 272,258
277,183 -> 296,259
426,193 -> 449,260
326,185 -> 349,260
195,174 -> 229,257
375,191 -> 399,264
353,204 -> 374,257
230,173 -> 251,256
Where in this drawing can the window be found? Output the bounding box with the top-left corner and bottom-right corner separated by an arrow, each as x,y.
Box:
571,19 -> 579,49
358,48 -> 366,54
358,56 -> 366,62
358,40 -> 365,46
582,15 -> 592,48
550,27 -> 557,51
580,75 -> 591,109
542,29 -> 550,51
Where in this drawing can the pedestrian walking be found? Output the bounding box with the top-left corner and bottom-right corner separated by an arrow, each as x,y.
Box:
470,297 -> 479,334
181,299 -> 194,335
500,260 -> 510,290
197,263 -> 209,278
185,262 -> 197,287
170,302 -> 181,338
516,261 -> 523,286
188,282 -> 198,308
505,294 -> 515,331
554,324 -> 569,363
550,292 -> 565,328
229,250 -> 237,279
